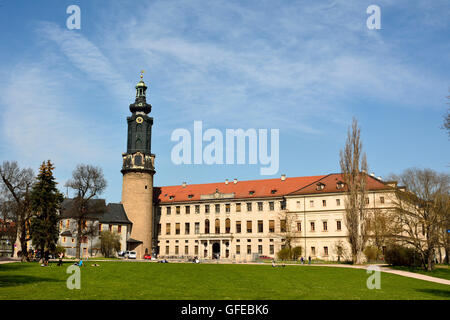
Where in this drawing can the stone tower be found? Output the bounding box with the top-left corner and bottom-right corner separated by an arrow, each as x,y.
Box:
121,72 -> 155,258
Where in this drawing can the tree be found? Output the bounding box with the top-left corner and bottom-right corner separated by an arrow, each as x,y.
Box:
30,161 -> 64,261
339,117 -> 369,264
0,161 -> 35,261
390,168 -> 450,271
65,164 -> 107,259
99,231 -> 121,258
366,208 -> 398,260
333,240 -> 349,263
0,199 -> 17,257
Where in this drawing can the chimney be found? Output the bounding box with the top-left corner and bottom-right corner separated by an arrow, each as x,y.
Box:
370,173 -> 375,177
225,179 -> 229,185
377,176 -> 382,181
182,181 -> 187,188
233,178 -> 237,184
281,174 -> 286,181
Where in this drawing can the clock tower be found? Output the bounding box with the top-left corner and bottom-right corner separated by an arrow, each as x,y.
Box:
121,72 -> 155,258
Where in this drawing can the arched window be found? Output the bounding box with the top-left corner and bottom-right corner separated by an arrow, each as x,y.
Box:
225,218 -> 231,233
215,219 -> 220,234
204,219 -> 210,234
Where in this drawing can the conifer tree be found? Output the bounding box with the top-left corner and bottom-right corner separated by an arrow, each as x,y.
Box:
30,161 -> 64,260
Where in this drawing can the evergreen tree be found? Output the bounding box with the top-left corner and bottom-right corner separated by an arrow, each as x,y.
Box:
30,161 -> 64,259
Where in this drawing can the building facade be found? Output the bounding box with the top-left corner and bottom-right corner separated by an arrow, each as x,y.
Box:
119,75 -> 397,261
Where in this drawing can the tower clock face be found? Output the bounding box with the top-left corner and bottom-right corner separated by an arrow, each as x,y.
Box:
136,117 -> 144,124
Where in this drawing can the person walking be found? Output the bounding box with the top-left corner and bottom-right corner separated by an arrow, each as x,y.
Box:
308,256 -> 311,265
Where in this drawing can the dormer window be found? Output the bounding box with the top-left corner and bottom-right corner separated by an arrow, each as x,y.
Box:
316,183 -> 325,191
169,195 -> 175,200
336,181 -> 344,189
188,194 -> 194,199
271,189 -> 277,194
249,190 -> 255,195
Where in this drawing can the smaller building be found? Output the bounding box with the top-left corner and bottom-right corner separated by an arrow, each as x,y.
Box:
58,199 -> 132,258
0,219 -> 15,257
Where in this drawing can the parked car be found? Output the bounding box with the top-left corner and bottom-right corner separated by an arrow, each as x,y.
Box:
118,250 -> 126,257
127,251 -> 137,259
144,254 -> 151,260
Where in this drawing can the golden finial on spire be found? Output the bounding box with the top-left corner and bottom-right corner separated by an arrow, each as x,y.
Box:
140,70 -> 145,79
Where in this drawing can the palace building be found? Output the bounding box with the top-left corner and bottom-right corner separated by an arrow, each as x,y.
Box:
118,75 -> 396,261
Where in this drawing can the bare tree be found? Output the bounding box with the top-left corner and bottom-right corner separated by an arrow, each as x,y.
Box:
65,164 -> 107,259
0,161 -> 35,261
390,168 -> 450,271
366,208 -> 399,260
339,118 -> 369,264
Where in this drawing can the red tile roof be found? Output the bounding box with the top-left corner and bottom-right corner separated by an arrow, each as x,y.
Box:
288,173 -> 390,196
154,173 -> 392,204
154,175 -> 328,204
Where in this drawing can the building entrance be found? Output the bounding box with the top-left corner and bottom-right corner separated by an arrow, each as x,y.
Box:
212,242 -> 220,259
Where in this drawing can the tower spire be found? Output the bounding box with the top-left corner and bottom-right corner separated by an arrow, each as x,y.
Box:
130,70 -> 151,114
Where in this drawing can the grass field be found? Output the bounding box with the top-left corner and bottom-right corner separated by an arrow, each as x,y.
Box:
0,261 -> 449,300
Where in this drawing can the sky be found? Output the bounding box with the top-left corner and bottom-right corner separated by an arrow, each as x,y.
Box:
0,0 -> 448,203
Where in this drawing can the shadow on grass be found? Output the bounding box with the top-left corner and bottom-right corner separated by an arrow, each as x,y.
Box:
0,274 -> 61,288
415,288 -> 450,299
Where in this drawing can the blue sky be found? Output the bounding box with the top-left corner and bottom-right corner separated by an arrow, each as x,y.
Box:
0,0 -> 448,203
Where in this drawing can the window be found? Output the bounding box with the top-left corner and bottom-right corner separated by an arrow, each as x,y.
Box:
336,199 -> 341,206
323,221 -> 328,231
365,197 -> 370,205
337,220 -> 342,231
98,223 -> 102,231
205,204 -> 210,214
185,206 -> 190,214
167,207 -> 171,215
310,222 -> 315,231
269,202 -> 274,211
322,200 -> 327,207
236,221 -> 241,233
176,206 -> 181,214
118,225 -> 122,233
225,203 -> 230,213
175,246 -> 179,254
247,203 -> 252,212
247,245 -> 252,254
204,219 -> 210,234
109,224 -> 112,232
310,200 -> 314,207
175,223 -> 180,235
59,221 -> 63,229
195,222 -> 200,234
66,219 -> 70,228
271,189 -> 277,194
247,221 -> 252,233
185,223 -> 190,234
195,205 -> 200,214
185,246 -> 189,254
258,220 -> 263,233
296,201 -> 301,208
157,224 -> 161,235
236,203 -> 241,212
215,219 -> 220,234
215,204 -> 220,213
380,196 -> 385,204
195,246 -> 199,255
280,220 -> 286,232
257,202 -> 263,211
249,190 -> 255,195
270,245 -> 274,255
311,247 -> 316,255
165,246 -> 169,254
297,222 -> 302,232
236,245 -> 240,255
258,245 -> 263,254
63,237 -> 66,243
269,220 -> 275,233
225,218 -> 231,233
280,200 -> 286,210
324,246 -> 329,256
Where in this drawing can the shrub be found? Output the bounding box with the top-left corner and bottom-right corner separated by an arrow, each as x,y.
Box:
291,246 -> 302,260
277,247 -> 291,260
364,245 -> 381,262
384,244 -> 422,267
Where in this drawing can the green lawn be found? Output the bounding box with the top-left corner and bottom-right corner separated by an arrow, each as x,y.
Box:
0,261 -> 449,300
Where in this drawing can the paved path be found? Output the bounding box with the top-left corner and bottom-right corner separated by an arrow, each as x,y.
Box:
291,263 -> 450,286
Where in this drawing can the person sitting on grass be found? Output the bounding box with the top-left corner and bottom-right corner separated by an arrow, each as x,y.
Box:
272,260 -> 277,267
